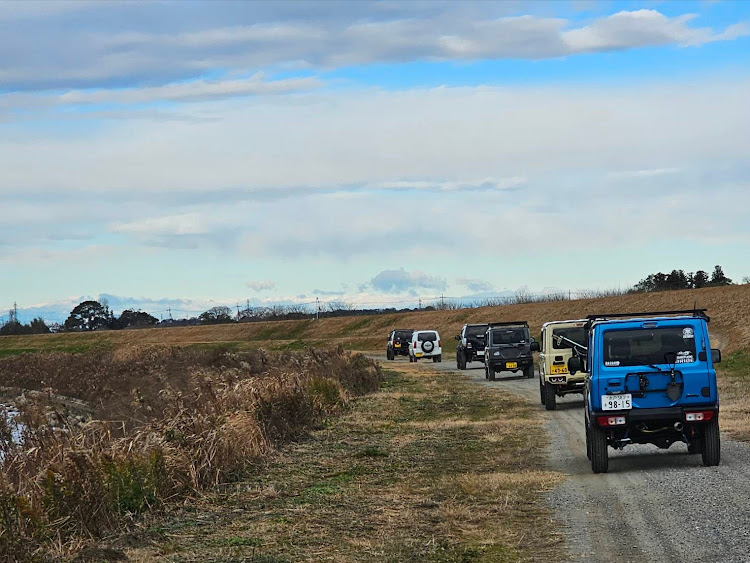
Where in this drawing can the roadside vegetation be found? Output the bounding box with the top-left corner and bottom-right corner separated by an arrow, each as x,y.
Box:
717,352 -> 750,442
123,361 -> 563,562
0,346 -> 379,561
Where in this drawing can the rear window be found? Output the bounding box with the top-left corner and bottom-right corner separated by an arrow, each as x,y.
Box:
394,330 -> 413,340
418,332 -> 438,342
552,327 -> 587,350
491,329 -> 527,345
603,326 -> 697,367
465,325 -> 488,337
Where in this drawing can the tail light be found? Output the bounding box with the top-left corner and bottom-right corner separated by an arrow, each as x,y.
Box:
684,411 -> 715,422
597,416 -> 626,427
438,340 -> 441,347
414,342 -> 417,348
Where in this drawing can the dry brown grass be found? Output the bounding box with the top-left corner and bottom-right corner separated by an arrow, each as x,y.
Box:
119,361 -> 564,563
0,347 -> 380,562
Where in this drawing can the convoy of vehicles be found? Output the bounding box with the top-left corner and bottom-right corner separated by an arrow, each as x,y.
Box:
409,330 -> 442,363
387,306 -> 723,473
538,320 -> 588,410
484,321 -> 536,381
455,323 -> 488,369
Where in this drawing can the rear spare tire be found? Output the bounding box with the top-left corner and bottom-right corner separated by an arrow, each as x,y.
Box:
422,340 -> 434,353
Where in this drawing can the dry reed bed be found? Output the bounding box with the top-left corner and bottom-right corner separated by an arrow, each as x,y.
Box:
0,346 -> 380,562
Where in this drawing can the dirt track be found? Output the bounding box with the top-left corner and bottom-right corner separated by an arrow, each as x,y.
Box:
413,357 -> 750,563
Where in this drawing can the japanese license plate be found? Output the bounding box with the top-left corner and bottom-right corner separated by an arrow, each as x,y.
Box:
506,362 -> 517,369
602,394 -> 632,411
550,364 -> 568,375
416,353 -> 423,357
394,344 -> 401,348
477,350 -> 484,356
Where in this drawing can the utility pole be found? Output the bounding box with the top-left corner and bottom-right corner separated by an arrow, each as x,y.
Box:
441,293 -> 444,309
316,297 -> 320,320
418,298 -> 422,311
236,303 -> 241,320
167,307 -> 173,320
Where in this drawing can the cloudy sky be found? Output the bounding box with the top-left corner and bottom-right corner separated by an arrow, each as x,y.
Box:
1,0 -> 749,321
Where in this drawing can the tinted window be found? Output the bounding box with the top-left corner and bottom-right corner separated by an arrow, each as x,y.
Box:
418,332 -> 438,342
465,325 -> 488,337
491,329 -> 527,345
603,326 -> 697,367
394,330 -> 413,340
552,327 -> 587,350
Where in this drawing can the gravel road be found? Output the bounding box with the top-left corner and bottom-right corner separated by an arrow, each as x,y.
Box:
399,356 -> 750,563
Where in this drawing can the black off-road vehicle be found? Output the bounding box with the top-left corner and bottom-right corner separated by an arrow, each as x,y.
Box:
484,321 -> 537,381
387,329 -> 414,360
455,323 -> 489,369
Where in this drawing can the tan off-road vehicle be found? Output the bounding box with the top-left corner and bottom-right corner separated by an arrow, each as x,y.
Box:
538,319 -> 588,410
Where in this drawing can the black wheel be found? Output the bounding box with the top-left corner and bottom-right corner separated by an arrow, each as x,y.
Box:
544,382 -> 557,411
457,350 -> 466,370
432,356 -> 438,363
590,425 -> 609,473
487,365 -> 496,381
524,363 -> 534,379
701,420 -> 720,466
387,349 -> 394,361
585,424 -> 592,460
437,355 -> 442,363
409,355 -> 414,363
539,376 -> 546,405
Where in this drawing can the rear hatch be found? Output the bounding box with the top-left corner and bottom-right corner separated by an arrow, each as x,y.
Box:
550,324 -> 588,374
392,330 -> 413,349
464,325 -> 488,353
488,327 -> 530,359
593,319 -> 713,410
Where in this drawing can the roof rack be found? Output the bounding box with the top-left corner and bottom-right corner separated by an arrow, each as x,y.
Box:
586,309 -> 709,323
488,321 -> 529,327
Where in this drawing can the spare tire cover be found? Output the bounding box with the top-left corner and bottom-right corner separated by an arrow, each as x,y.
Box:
422,340 -> 434,352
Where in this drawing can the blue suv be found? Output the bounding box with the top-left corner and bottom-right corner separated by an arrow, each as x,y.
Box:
568,310 -> 722,474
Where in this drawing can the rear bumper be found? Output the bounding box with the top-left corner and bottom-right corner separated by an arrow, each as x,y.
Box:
487,358 -> 533,369
591,405 -> 719,426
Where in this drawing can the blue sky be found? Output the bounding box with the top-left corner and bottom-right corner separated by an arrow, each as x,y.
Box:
1,0 -> 749,322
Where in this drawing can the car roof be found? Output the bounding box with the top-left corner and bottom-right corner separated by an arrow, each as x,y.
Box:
414,329 -> 439,334
590,315 -> 702,328
541,319 -> 586,329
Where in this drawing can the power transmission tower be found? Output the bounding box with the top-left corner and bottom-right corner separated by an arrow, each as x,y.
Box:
9,302 -> 18,324
316,297 -> 320,320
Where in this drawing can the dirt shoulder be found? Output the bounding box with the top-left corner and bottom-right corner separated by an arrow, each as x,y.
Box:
121,361 -> 563,563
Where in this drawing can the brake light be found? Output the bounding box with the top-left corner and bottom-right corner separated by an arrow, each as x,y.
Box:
597,416 -> 626,427
414,342 -> 417,349
684,411 -> 715,422
438,340 -> 441,347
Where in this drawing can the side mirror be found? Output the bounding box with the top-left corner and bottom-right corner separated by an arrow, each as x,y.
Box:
711,349 -> 722,364
568,357 -> 582,375
530,341 -> 540,352
455,334 -> 460,341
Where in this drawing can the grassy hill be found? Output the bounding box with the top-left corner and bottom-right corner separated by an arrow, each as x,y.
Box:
2,284 -> 749,356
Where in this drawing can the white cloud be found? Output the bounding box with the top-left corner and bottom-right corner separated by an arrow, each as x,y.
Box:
247,280 -> 276,292
0,6 -> 746,90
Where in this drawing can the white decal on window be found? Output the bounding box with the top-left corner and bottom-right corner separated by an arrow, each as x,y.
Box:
683,328 -> 695,340
605,361 -> 620,367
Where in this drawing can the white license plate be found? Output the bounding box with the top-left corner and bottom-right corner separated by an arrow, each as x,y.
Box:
602,394 -> 632,411
477,350 -> 485,356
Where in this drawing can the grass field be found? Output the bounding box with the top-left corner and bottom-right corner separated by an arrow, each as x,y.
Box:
122,361 -> 563,563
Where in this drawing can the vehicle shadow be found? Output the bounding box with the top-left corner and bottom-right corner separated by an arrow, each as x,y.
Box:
570,448 -> 704,476
550,400 -> 584,411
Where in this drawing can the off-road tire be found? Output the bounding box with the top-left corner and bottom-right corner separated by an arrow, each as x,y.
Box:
539,376 -> 546,405
457,351 -> 467,370
544,382 -> 557,411
585,424 -> 592,460
590,425 -> 609,473
436,355 -> 442,363
387,349 -> 394,361
409,355 -> 414,363
701,419 -> 721,467
524,363 -> 534,379
487,364 -> 496,381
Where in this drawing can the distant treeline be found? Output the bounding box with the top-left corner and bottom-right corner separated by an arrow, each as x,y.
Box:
0,265 -> 742,334
633,265 -> 732,293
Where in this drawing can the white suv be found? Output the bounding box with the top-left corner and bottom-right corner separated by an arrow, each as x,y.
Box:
410,330 -> 442,363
